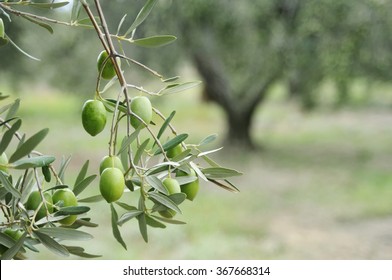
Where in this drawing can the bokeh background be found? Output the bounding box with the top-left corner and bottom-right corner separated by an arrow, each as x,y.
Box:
1,0 -> 392,259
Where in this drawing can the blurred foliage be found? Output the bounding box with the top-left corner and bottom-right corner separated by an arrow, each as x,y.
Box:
1,0 -> 392,145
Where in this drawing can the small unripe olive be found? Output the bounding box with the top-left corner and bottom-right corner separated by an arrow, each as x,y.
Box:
25,191 -> 53,221
177,169 -> 199,201
97,50 -> 120,80
52,189 -> 78,226
162,178 -> 181,194
130,96 -> 152,129
100,167 -> 125,203
166,144 -> 183,159
81,99 -> 107,136
99,155 -> 124,174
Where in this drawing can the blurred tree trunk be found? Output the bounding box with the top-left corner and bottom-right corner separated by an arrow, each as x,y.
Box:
191,48 -> 278,149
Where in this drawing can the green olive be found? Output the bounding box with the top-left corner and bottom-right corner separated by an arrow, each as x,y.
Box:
97,50 -> 120,80
166,144 -> 183,159
100,167 -> 125,203
177,169 -> 199,201
25,191 -> 53,221
99,155 -> 124,174
52,189 -> 78,226
130,96 -> 152,129
81,99 -> 107,136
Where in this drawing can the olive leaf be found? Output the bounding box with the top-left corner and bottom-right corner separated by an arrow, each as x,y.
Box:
137,213 -> 148,243
0,171 -> 21,198
125,0 -> 158,36
148,192 -> 182,214
132,35 -> 176,48
0,119 -> 22,155
154,134 -> 188,155
117,210 -> 143,226
110,204 -> 127,250
73,174 -> 97,196
9,128 -> 49,163
74,160 -> 90,187
11,155 -> 55,169
0,232 -> 27,260
33,231 -> 69,257
159,81 -> 202,95
37,228 -> 93,241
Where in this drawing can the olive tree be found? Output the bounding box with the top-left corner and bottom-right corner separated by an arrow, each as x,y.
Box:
0,0 -> 241,259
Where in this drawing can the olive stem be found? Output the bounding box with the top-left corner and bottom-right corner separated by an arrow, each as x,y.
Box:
33,168 -> 50,222
0,2 -> 72,27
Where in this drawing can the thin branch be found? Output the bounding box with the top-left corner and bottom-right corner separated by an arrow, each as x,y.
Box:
0,2 -> 72,27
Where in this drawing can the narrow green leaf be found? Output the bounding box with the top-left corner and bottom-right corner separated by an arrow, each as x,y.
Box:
44,184 -> 68,193
0,232 -> 20,249
9,128 -> 49,163
134,138 -> 150,165
145,215 -> 166,228
73,174 -> 97,196
202,155 -> 220,167
115,202 -> 138,211
116,14 -> 127,35
55,206 -> 90,216
190,161 -> 208,182
74,160 -> 89,187
154,134 -> 188,155
0,172 -> 21,198
162,76 -> 180,83
176,175 -> 197,185
117,210 -> 143,226
34,231 -> 69,257
125,0 -> 158,36
160,81 -> 202,96
73,219 -> 98,228
1,232 -> 27,260
21,15 -> 54,34
58,155 -> 72,182
151,214 -> 186,225
11,155 -> 55,169
154,110 -> 176,147
64,246 -> 101,258
0,94 -> 10,103
102,98 -> 127,114
132,35 -> 176,48
137,213 -> 148,243
208,178 -> 240,193
169,193 -> 186,205
117,128 -> 141,156
197,147 -> 223,157
148,192 -> 181,214
5,99 -> 20,123
71,0 -> 82,21
145,175 -> 168,195
110,204 -> 127,250
202,167 -> 243,179
28,1 -> 69,9
78,195 -> 103,203
37,228 -> 92,241
199,134 -> 218,146
0,119 -> 22,155
6,35 -> 40,61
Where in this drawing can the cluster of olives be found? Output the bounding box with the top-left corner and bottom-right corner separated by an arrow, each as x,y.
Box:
1,151 -> 78,226
25,189 -> 78,226
80,50 -> 200,215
